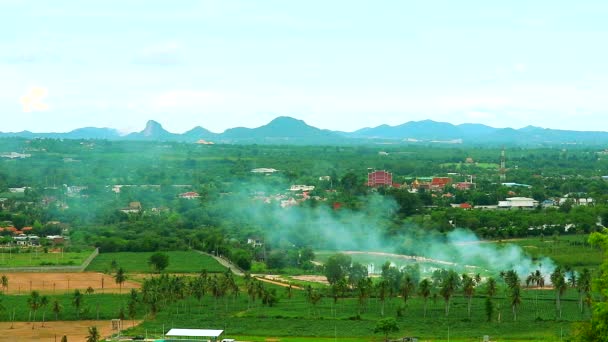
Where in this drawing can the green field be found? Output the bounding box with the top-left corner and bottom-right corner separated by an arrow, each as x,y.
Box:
86,251 -> 226,273
124,280 -> 589,341
0,293 -> 143,321
489,235 -> 603,272
0,249 -> 95,268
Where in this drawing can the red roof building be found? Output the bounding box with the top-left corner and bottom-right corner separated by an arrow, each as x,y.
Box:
430,177 -> 452,191
367,170 -> 393,187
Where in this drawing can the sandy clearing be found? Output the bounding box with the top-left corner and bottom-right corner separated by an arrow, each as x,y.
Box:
1,272 -> 140,295
0,320 -> 142,342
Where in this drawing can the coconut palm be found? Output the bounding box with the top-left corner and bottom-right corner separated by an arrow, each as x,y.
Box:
550,266 -> 567,318
28,291 -> 42,329
577,268 -> 592,314
462,274 -> 476,318
40,296 -> 49,327
377,279 -> 389,317
72,289 -> 83,319
510,284 -> 521,321
114,267 -> 126,294
418,278 -> 432,318
86,326 -> 100,342
0,274 -> 8,293
52,299 -> 62,320
486,277 -> 497,298
439,271 -> 460,317
400,273 -> 416,309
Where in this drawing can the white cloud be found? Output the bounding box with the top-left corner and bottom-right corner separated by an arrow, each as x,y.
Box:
20,86 -> 49,112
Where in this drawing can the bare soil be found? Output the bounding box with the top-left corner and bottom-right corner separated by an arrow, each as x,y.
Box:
0,320 -> 141,342
2,272 -> 140,295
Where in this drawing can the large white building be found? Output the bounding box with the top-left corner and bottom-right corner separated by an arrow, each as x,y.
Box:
498,197 -> 539,209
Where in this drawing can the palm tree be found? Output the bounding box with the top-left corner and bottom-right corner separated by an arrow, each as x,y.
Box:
28,291 -> 42,329
550,266 -> 567,318
510,284 -> 521,321
40,296 -> 49,327
418,279 -> 432,318
52,299 -> 62,320
128,289 -> 138,327
400,274 -> 416,309
86,326 -> 100,342
114,267 -> 126,294
73,289 -> 83,319
486,277 -> 497,298
462,274 -> 476,318
377,279 -> 389,317
0,274 -> 7,293
439,271 -> 460,317
577,268 -> 592,314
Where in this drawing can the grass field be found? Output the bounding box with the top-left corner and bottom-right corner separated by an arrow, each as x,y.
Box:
121,278 -> 590,341
85,251 -> 226,273
0,293 -> 144,322
490,235 -> 603,272
0,249 -> 94,268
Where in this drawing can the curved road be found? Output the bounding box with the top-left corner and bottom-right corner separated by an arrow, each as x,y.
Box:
195,250 -> 244,276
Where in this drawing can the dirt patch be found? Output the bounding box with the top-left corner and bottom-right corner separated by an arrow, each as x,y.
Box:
290,275 -> 329,285
253,275 -> 303,289
2,272 -> 140,295
0,320 -> 141,342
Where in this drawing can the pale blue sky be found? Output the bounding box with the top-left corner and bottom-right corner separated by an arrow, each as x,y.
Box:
2,0 -> 608,133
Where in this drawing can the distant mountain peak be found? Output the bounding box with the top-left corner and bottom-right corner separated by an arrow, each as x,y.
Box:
142,120 -> 166,136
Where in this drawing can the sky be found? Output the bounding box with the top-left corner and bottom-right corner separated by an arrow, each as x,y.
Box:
2,0 -> 608,134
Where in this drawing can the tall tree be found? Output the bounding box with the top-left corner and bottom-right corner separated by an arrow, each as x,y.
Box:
27,291 -> 42,329
52,299 -> 62,320
40,296 -> 49,327
577,268 -> 592,314
439,271 -> 460,317
73,289 -> 83,319
114,267 -> 126,294
462,274 -> 477,318
0,274 -> 7,293
550,266 -> 567,318
148,252 -> 170,273
374,317 -> 399,342
418,278 -> 432,318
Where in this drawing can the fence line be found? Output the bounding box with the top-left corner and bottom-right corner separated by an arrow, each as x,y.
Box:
0,248 -> 99,273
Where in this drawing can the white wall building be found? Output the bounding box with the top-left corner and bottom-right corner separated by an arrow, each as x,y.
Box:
498,197 -> 539,209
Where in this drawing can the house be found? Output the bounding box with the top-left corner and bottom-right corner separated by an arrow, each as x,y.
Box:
247,237 -> 264,248
195,139 -> 214,145
498,197 -> 538,209
14,234 -> 40,246
557,197 -> 594,206
367,170 -> 393,187
179,192 -> 201,199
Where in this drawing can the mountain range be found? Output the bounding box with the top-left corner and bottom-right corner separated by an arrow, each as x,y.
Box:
2,116 -> 608,146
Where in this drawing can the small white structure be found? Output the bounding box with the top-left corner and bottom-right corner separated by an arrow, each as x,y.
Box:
251,168 -> 278,174
289,185 -> 315,191
165,328 -> 224,341
498,197 -> 538,209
